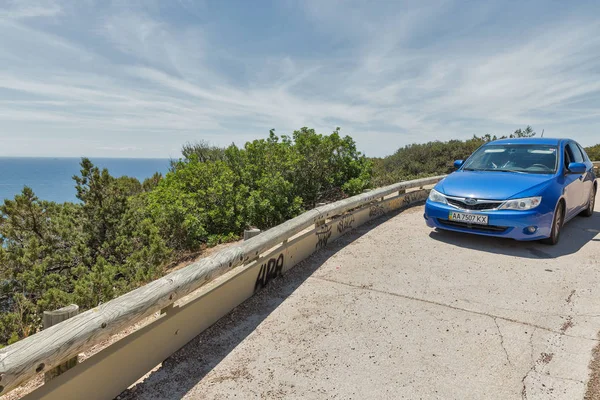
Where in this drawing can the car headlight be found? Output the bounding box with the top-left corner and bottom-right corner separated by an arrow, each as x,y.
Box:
428,189 -> 448,205
499,196 -> 542,210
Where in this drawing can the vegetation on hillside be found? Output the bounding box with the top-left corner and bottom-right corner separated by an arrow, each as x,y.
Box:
0,127 -> 370,346
586,144 -> 600,161
0,124 -> 597,347
372,126 -> 600,186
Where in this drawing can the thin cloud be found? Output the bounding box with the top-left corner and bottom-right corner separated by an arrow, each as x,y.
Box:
97,146 -> 142,152
0,0 -> 599,158
0,0 -> 62,19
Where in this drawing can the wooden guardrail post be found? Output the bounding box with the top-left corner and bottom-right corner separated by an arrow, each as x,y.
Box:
315,203 -> 328,227
244,228 -> 261,241
43,304 -> 79,382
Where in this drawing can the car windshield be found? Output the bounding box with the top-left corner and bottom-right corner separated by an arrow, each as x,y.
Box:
462,144 -> 558,174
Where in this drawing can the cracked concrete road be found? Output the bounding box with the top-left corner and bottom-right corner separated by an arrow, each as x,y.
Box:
122,197 -> 600,400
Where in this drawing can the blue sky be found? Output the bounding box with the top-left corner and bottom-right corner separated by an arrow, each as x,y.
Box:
1,0 -> 599,158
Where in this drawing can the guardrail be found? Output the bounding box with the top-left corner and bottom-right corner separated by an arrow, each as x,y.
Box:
0,174 -> 445,399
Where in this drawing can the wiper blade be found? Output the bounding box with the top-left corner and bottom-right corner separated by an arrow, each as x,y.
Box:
475,168 -> 526,173
495,169 -> 527,174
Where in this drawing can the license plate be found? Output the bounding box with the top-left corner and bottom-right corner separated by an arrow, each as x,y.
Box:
449,212 -> 489,225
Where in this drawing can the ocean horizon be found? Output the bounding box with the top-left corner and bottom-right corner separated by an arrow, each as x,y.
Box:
0,157 -> 171,204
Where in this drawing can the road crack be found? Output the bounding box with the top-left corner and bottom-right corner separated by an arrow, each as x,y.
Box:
521,329 -> 536,400
493,317 -> 513,367
311,276 -> 598,342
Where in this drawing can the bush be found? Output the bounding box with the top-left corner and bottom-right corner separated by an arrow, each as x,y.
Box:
148,128 -> 371,251
0,161 -> 170,345
586,144 -> 600,161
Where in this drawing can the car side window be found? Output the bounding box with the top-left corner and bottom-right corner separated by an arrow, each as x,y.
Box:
563,147 -> 572,170
576,143 -> 590,162
567,143 -> 584,163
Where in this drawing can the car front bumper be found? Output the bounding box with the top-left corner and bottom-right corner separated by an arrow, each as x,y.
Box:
424,199 -> 554,241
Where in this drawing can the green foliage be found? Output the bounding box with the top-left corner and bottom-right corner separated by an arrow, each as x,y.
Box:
510,126 -> 536,138
0,162 -> 170,346
289,127 -> 372,205
179,140 -> 226,164
147,158 -> 247,250
0,127 -> 370,345
372,137 -> 485,186
585,144 -> 600,161
371,127 -> 536,186
142,172 -> 162,192
148,128 -> 370,251
9,124 -> 570,348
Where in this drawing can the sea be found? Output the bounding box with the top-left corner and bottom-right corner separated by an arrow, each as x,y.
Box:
0,158 -> 171,204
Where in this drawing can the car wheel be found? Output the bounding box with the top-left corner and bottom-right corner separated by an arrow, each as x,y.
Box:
542,201 -> 564,245
581,186 -> 596,217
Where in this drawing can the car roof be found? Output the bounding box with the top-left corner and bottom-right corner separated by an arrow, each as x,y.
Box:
486,137 -> 567,146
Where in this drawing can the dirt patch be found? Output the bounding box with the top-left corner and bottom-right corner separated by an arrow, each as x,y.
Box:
585,333 -> 600,400
560,317 -> 574,333
540,352 -> 554,365
208,366 -> 252,384
165,241 -> 240,273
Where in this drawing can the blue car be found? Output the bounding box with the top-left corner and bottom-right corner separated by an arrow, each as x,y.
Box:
424,138 -> 597,245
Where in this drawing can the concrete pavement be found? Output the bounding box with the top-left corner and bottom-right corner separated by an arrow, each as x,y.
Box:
122,197 -> 600,400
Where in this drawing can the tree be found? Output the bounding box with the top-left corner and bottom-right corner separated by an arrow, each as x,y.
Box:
180,140 -> 226,163
142,172 -> 162,192
510,126 -> 536,138
0,159 -> 170,346
287,127 -> 371,207
0,189 -> 85,344
147,158 -> 246,250
147,127 -> 371,251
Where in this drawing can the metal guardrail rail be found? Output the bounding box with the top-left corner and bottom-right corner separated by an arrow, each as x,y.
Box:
0,175 -> 445,397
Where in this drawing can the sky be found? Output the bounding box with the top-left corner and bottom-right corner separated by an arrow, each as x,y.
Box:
1,0 -> 599,158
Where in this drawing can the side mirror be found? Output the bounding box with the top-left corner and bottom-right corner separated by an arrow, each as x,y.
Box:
453,160 -> 464,169
567,162 -> 586,174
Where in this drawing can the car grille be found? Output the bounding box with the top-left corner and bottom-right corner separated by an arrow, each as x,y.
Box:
437,219 -> 508,233
446,198 -> 503,211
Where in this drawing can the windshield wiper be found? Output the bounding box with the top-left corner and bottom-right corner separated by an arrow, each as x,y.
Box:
475,168 -> 527,174
494,169 -> 527,174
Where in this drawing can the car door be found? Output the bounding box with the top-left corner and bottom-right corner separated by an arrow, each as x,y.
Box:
575,141 -> 594,204
563,142 -> 586,218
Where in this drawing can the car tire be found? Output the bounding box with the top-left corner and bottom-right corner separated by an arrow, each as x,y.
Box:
581,185 -> 596,217
542,201 -> 564,245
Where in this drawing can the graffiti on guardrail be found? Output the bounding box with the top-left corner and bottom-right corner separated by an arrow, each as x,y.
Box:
337,214 -> 355,234
402,190 -> 426,207
369,203 -> 385,218
254,253 -> 285,292
315,225 -> 332,250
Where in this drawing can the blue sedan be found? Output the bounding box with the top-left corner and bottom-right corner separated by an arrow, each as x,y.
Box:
424,138 -> 597,245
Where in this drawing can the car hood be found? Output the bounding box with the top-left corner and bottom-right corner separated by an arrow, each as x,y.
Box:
436,171 -> 555,200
